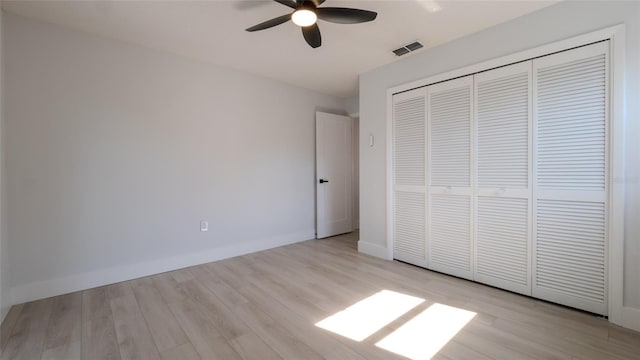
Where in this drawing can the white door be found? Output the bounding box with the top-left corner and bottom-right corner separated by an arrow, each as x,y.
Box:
427,76 -> 474,280
392,88 -> 428,267
532,41 -> 609,315
316,112 -> 353,239
474,61 -> 532,295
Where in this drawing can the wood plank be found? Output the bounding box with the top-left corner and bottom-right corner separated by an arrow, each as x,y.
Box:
41,293 -> 82,360
106,281 -> 134,300
0,304 -> 24,352
82,287 -> 121,360
130,277 -> 189,353
41,340 -> 80,360
168,299 -> 242,360
228,332 -> 283,360
198,268 -> 325,360
82,286 -> 112,322
170,269 -> 196,283
212,260 -> 388,360
150,273 -> 186,305
176,279 -> 282,360
2,232 -> 639,359
110,294 -> 160,360
152,273 -> 242,360
160,343 -> 200,360
1,298 -> 54,360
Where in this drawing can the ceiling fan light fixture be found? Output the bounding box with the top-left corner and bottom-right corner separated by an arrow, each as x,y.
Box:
292,9 -> 317,27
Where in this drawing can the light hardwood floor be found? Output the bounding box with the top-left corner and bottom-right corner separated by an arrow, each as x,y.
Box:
1,232 -> 639,359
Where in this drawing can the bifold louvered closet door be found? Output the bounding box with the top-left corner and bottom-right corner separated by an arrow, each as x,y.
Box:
391,41 -> 609,315
392,88 -> 428,267
474,62 -> 532,295
427,76 -> 474,280
532,42 -> 609,315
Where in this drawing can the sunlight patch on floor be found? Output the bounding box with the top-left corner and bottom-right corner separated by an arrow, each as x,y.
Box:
315,290 -> 424,341
376,303 -> 476,360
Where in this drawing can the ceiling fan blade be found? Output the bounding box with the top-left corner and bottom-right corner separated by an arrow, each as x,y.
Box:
246,14 -> 291,32
316,7 -> 377,24
301,24 -> 321,48
301,0 -> 325,6
234,1 -> 271,11
273,0 -> 298,9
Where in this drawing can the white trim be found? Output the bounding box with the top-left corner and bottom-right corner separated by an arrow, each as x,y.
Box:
386,24 -> 628,328
352,116 -> 360,231
618,306 -> 640,332
386,87 -> 394,260
607,25 -> 627,329
358,240 -> 389,259
10,230 -> 314,306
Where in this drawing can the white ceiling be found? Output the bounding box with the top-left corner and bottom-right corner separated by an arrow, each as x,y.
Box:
2,0 -> 557,98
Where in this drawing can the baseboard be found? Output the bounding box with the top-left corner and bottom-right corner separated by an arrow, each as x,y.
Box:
10,230 -> 315,306
357,240 -> 388,260
615,306 -> 640,332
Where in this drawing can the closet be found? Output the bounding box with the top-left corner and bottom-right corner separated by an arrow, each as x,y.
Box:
391,41 -> 609,315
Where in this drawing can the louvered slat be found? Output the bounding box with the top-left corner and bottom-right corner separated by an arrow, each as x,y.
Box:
430,86 -> 471,187
473,62 -> 531,295
477,72 -> 529,189
535,200 -> 605,303
394,96 -> 425,186
427,77 -> 473,279
429,194 -> 471,277
476,197 -> 529,292
533,41 -> 608,315
394,191 -> 426,265
392,89 -> 427,266
536,53 -> 606,191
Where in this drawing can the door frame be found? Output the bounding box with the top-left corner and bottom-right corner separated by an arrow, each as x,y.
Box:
385,25 -> 628,328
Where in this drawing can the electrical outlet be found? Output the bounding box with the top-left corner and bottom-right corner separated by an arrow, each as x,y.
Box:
200,221 -> 209,232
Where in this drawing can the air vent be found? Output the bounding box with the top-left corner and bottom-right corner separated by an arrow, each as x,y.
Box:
393,47 -> 410,56
392,41 -> 424,56
406,41 -> 424,51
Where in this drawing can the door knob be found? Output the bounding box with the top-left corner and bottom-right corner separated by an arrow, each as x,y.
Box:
319,179 -> 329,184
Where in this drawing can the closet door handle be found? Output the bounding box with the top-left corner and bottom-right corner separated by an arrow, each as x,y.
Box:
319,179 -> 329,184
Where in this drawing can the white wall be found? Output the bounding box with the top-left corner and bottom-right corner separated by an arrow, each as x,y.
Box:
353,117 -> 359,229
345,95 -> 359,117
359,0 -> 639,318
0,9 -> 8,323
345,95 -> 360,231
3,12 -> 346,305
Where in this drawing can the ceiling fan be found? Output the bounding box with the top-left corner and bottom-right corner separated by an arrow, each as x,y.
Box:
245,0 -> 377,48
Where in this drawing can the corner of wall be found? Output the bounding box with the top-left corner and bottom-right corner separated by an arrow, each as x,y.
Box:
345,95 -> 360,117
357,240 -> 388,260
616,307 -> 640,332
